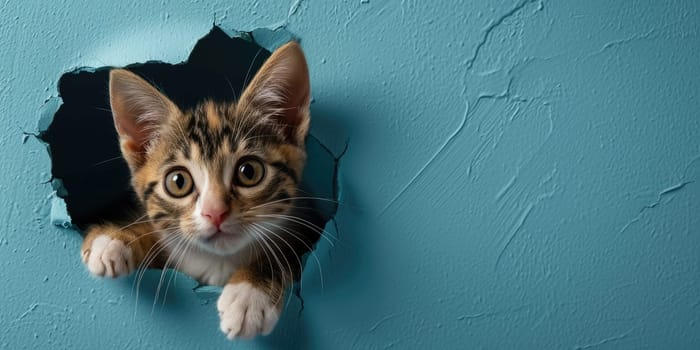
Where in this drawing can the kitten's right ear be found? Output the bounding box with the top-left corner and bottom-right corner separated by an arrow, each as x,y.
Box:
109,69 -> 179,170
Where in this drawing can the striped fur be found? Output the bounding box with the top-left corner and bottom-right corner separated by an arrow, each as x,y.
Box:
81,42 -> 320,339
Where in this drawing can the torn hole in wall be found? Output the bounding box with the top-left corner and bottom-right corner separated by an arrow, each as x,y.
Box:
37,26 -> 339,296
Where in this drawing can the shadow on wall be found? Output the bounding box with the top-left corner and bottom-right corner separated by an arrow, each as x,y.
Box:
36,25 -> 350,344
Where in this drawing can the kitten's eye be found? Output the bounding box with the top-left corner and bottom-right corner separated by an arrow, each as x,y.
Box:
235,157 -> 265,187
164,168 -> 194,198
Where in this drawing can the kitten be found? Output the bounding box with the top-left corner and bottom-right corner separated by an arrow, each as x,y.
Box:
80,42 -> 321,339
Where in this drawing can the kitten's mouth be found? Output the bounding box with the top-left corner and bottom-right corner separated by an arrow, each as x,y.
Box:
201,229 -> 244,246
193,218 -> 248,254
203,230 -> 228,242
196,228 -> 249,256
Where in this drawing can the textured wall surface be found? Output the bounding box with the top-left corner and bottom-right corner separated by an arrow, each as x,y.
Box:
2,1 -> 699,349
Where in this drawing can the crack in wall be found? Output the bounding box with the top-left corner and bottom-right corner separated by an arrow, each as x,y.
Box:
464,0 -> 543,70
495,168 -> 557,269
456,304 -> 533,325
267,0 -> 306,31
379,102 -> 468,216
379,0 -> 549,214
495,174 -> 517,201
367,312 -> 403,333
288,0 -> 304,19
618,181 -> 694,235
585,29 -> 656,60
310,135 -> 349,220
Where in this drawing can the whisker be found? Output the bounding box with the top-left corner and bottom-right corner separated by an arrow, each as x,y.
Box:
152,236 -> 186,313
172,117 -> 192,156
238,111 -> 285,146
124,226 -> 178,247
255,221 -> 325,291
249,196 -> 340,210
160,236 -> 193,308
163,233 -> 195,305
251,224 -> 298,308
248,227 -> 288,305
242,48 -> 264,94
252,223 -> 303,278
93,106 -> 112,113
89,155 -> 126,168
133,232 -> 180,295
253,213 -> 339,246
239,133 -> 282,142
133,234 -> 178,288
246,229 -> 277,294
132,233 -> 180,317
235,47 -> 266,143
224,76 -> 238,102
112,214 -> 149,232
257,213 -> 328,234
252,222 -> 316,306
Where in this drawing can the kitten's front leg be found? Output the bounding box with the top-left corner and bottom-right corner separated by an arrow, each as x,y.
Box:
217,267 -> 286,339
81,222 -> 160,278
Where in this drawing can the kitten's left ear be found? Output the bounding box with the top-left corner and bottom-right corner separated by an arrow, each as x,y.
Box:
238,41 -> 311,145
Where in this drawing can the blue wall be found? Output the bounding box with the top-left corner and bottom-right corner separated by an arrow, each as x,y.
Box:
2,1 -> 699,348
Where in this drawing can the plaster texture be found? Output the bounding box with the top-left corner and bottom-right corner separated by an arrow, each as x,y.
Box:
1,1 -> 699,349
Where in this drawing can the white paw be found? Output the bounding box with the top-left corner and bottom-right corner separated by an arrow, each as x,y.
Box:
82,235 -> 135,278
217,282 -> 280,339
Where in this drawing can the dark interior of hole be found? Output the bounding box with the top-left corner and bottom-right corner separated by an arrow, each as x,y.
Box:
40,26 -> 337,232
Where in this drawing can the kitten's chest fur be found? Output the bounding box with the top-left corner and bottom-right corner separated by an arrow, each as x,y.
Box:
165,239 -> 251,286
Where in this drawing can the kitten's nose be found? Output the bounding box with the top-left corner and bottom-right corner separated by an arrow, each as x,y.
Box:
201,203 -> 229,229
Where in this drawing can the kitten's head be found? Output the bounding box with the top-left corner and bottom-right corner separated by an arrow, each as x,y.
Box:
109,42 -> 310,256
